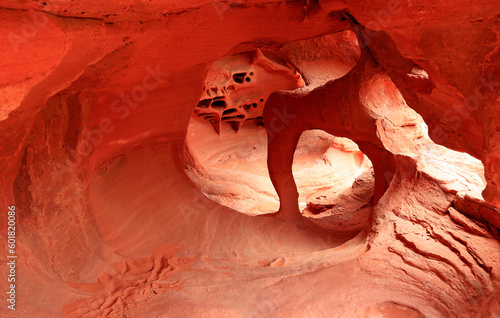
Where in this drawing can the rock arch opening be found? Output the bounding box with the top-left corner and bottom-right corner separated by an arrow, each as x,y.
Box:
184,27 -> 489,239
185,31 -> 376,236
294,130 -> 374,234
185,121 -> 374,224
4,5 -> 500,317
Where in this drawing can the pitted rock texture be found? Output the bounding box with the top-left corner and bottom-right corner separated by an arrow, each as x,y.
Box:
0,1 -> 499,318
194,49 -> 303,134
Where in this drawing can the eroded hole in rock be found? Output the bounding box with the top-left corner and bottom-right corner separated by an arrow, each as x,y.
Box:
8,6 -> 500,317
210,100 -> 226,109
294,130 -> 374,234
222,109 -> 237,116
232,72 -> 247,84
196,99 -> 211,109
185,121 -> 373,230
186,28 -> 486,241
186,31 -> 373,236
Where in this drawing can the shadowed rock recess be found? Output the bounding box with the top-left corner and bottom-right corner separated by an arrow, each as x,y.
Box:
0,1 -> 499,317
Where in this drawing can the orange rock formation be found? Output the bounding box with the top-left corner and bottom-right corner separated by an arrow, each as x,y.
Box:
0,1 -> 499,317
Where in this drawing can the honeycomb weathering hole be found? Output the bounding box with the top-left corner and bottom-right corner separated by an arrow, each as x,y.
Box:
193,48 -> 304,134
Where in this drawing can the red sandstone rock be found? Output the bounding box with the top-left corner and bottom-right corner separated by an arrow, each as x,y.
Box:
0,1 -> 499,317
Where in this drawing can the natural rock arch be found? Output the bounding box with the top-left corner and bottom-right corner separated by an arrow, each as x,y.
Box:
1,4 -> 499,317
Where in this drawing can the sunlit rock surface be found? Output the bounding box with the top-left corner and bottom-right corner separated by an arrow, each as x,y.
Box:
0,1 -> 499,317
